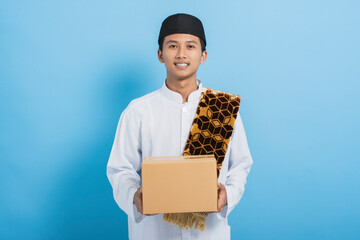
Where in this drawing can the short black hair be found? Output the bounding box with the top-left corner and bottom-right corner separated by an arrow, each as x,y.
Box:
158,37 -> 206,52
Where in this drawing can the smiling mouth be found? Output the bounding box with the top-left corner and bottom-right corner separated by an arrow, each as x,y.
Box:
174,63 -> 189,70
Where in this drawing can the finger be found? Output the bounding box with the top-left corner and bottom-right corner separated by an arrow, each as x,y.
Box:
136,203 -> 142,214
138,202 -> 143,214
135,200 -> 141,213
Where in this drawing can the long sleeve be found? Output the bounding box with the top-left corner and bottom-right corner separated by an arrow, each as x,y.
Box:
106,107 -> 144,223
217,113 -> 253,219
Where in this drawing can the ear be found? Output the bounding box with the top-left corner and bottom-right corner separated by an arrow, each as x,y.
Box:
200,50 -> 208,64
158,49 -> 164,63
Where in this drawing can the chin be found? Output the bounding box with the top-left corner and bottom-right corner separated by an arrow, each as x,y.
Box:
174,73 -> 196,81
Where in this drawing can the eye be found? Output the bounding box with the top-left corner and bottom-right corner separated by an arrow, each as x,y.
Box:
187,45 -> 195,49
169,44 -> 177,48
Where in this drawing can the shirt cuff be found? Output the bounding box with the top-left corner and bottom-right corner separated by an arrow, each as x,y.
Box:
216,183 -> 232,220
215,204 -> 228,220
133,202 -> 145,223
129,187 -> 144,223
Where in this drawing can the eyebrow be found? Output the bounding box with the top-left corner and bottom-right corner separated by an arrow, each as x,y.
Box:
165,40 -> 199,45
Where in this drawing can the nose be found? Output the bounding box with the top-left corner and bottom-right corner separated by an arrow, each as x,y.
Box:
176,45 -> 186,59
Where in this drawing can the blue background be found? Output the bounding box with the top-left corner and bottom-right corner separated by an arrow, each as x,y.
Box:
1,0 -> 359,239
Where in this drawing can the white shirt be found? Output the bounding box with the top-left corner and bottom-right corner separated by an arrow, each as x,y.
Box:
107,80 -> 253,240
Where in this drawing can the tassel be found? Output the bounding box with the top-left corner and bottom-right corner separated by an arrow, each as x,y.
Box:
163,212 -> 208,231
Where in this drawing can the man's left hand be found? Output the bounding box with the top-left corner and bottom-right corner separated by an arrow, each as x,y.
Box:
217,182 -> 227,212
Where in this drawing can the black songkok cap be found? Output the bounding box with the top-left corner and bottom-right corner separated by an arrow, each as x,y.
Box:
158,13 -> 206,47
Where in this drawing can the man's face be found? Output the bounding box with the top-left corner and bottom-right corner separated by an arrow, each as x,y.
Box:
158,33 -> 207,81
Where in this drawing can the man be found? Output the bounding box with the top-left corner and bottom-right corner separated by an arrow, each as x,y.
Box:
107,13 -> 253,240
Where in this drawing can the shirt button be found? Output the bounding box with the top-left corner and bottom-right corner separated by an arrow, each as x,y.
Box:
182,107 -> 187,112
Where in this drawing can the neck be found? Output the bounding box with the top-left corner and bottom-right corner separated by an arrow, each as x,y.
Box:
165,76 -> 198,104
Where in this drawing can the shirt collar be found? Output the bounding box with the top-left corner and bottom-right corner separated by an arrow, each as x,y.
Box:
161,79 -> 203,104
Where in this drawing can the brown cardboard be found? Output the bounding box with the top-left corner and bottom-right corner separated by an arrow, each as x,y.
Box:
142,155 -> 218,214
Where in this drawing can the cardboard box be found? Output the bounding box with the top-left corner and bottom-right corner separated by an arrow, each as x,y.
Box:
142,155 -> 218,214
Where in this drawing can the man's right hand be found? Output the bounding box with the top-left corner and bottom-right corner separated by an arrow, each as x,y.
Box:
133,187 -> 156,216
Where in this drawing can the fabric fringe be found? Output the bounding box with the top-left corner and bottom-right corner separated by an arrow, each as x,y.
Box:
163,212 -> 208,231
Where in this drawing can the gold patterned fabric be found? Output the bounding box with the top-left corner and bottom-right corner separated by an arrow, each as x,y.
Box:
163,87 -> 241,231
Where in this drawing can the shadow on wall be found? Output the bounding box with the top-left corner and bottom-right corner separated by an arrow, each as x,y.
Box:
44,60 -> 154,240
